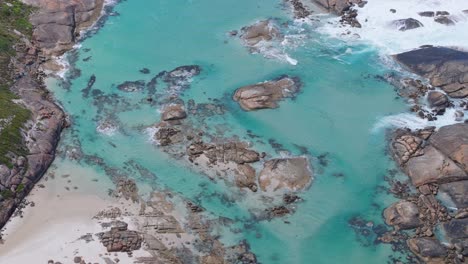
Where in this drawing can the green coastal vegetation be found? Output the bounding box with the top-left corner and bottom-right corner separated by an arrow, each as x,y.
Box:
0,0 -> 34,167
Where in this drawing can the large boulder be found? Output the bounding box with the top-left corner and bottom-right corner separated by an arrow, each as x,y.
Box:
429,124 -> 468,172
394,47 -> 468,98
233,76 -> 301,111
240,20 -> 282,48
390,18 -> 423,31
259,157 -> 312,192
407,238 -> 448,264
427,91 -> 448,109
383,201 -> 421,230
439,180 -> 468,209
404,145 -> 467,187
443,218 -> 468,241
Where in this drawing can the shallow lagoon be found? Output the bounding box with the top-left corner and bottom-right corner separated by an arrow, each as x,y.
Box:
50,0 -> 409,263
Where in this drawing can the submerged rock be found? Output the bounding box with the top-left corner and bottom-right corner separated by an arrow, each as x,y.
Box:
383,201 -> 421,230
240,20 -> 282,48
233,76 -> 301,111
259,157 -> 312,192
394,47 -> 468,98
390,18 -> 423,31
161,104 -> 187,121
117,80 -> 146,92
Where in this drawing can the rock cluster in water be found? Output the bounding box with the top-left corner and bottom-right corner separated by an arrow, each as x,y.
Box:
380,47 -> 468,263
233,76 -> 301,111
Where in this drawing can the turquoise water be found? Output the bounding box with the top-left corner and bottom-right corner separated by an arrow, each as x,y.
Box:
50,0 -> 409,263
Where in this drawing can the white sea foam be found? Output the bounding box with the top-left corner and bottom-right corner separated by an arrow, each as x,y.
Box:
372,107 -> 466,132
145,126 -> 159,144
318,0 -> 468,55
96,121 -> 118,136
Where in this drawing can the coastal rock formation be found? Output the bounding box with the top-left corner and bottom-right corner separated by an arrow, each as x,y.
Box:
383,201 -> 421,230
259,157 -> 312,192
407,238 -> 448,264
439,180 -> 468,208
394,47 -> 468,98
313,0 -> 362,14
233,76 -> 301,111
427,91 -> 448,109
23,0 -> 105,56
429,123 -> 468,172
239,20 -> 282,48
187,141 -> 260,165
161,104 -> 187,121
391,18 -> 423,31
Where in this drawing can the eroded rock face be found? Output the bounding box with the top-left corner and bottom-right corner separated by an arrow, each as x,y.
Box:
233,76 -> 301,111
407,238 -> 448,264
427,91 -> 448,109
394,47 -> 468,98
240,20 -> 282,48
383,201 -> 421,230
259,157 -> 312,192
390,18 -> 423,31
25,0 -> 105,56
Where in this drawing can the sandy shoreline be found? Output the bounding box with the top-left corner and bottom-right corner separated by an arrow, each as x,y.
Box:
0,160 -> 152,263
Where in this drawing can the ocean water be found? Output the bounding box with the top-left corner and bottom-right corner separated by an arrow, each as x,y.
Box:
46,0 -> 416,263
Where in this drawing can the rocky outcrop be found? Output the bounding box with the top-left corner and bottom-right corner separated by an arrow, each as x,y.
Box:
391,18 -> 423,31
313,0 -> 362,15
394,47 -> 468,98
161,104 -> 187,121
259,157 -> 312,192
233,76 -> 301,111
97,221 -> 143,252
239,20 -> 282,49
187,141 -> 260,165
407,238 -> 448,264
23,0 -> 105,57
383,201 -> 421,230
427,91 -> 448,110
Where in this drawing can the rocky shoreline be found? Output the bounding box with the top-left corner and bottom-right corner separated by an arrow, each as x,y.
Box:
0,0 -> 113,230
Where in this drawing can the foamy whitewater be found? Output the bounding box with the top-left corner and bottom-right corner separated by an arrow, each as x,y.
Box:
319,0 -> 468,54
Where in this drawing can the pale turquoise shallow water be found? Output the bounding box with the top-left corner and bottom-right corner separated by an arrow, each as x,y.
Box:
50,0 -> 409,263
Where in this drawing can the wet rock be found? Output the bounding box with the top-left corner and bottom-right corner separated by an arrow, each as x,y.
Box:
407,238 -> 448,264
418,11 -> 435,17
439,180 -> 468,208
436,11 -> 450,16
187,141 -> 260,165
427,91 -> 448,109
161,104 -> 187,121
259,157 -> 313,192
394,47 -> 468,99
265,206 -> 290,218
434,16 -> 456,26
391,18 -> 423,31
155,126 -> 183,146
313,0 -> 361,14
233,76 -> 301,111
240,20 -> 282,48
383,201 -> 421,230
286,0 -> 312,19
235,164 -> 258,192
